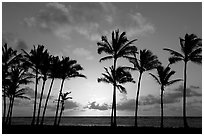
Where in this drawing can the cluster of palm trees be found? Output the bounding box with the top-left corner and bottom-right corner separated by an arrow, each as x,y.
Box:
2,29 -> 201,128
97,29 -> 202,128
2,44 -> 86,126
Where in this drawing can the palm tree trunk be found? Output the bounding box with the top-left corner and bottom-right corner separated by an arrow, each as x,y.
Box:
113,83 -> 117,127
183,61 -> 188,127
54,79 -> 65,126
6,97 -> 12,125
41,78 -> 55,125
111,86 -> 114,126
58,103 -> 64,126
36,79 -> 46,125
3,86 -> 6,125
31,71 -> 38,125
135,72 -> 142,127
161,87 -> 164,128
8,97 -> 15,125
113,58 -> 117,127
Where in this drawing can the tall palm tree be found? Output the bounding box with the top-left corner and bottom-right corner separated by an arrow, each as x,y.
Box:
2,43 -> 21,125
54,57 -> 86,126
128,49 -> 161,127
97,29 -> 137,126
22,45 -> 48,125
149,65 -> 182,128
5,61 -> 33,125
58,91 -> 72,126
98,66 -> 135,126
36,52 -> 51,125
163,33 -> 202,127
41,56 -> 61,125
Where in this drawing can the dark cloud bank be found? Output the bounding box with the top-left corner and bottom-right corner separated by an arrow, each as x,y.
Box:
117,85 -> 201,111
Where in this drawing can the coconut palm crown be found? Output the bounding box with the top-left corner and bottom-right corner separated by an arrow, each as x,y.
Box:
98,66 -> 135,94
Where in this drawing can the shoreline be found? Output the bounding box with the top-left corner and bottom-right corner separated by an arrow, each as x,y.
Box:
3,125 -> 202,134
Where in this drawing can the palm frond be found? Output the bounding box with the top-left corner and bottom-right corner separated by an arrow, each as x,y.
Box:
97,45 -> 113,55
16,95 -> 30,100
164,70 -> 176,83
99,56 -> 113,62
168,56 -> 183,64
189,55 -> 202,64
166,79 -> 182,87
97,78 -> 110,84
149,73 -> 161,85
189,47 -> 202,59
163,48 -> 184,58
118,39 -> 137,54
116,85 -> 127,94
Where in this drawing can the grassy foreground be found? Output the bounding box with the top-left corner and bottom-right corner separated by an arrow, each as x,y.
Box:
2,125 -> 202,134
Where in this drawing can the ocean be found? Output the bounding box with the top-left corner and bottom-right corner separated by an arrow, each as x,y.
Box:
9,116 -> 201,128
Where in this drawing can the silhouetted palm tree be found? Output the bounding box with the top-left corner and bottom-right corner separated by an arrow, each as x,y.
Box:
22,45 -> 48,125
149,65 -> 182,128
54,57 -> 86,126
36,52 -> 51,125
5,60 -> 33,125
163,33 -> 202,127
97,29 -> 137,126
2,43 -> 21,125
128,49 -> 161,127
58,91 -> 72,126
41,56 -> 61,125
98,66 -> 135,126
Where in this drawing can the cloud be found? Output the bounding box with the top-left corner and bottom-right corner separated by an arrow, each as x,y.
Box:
64,100 -> 79,110
117,99 -> 135,111
13,98 -> 32,107
72,47 -> 94,60
2,32 -> 28,50
46,100 -> 79,111
85,101 -> 110,111
126,13 -> 155,37
23,3 -> 155,41
16,39 -> 28,50
24,87 -> 48,99
141,85 -> 201,105
173,85 -> 201,97
117,85 -> 201,111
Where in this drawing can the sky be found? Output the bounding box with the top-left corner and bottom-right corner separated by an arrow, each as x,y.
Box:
2,2 -> 202,117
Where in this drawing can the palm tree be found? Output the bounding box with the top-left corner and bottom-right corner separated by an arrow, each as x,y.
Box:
41,56 -> 61,125
149,65 -> 182,128
58,91 -> 72,126
128,49 -> 161,127
54,57 -> 86,126
97,29 -> 137,126
98,66 -> 135,126
163,33 -> 202,127
2,43 -> 21,125
22,45 -> 48,125
5,60 -> 33,125
36,52 -> 51,125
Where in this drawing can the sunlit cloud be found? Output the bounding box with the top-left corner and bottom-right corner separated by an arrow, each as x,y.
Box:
45,100 -> 80,112
72,47 -> 94,60
84,101 -> 110,111
23,2 -> 155,41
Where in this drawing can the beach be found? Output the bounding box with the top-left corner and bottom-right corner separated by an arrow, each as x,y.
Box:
2,116 -> 202,134
3,125 -> 202,134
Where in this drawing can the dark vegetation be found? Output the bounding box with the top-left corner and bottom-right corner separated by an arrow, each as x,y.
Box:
3,125 -> 202,134
2,29 -> 202,133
